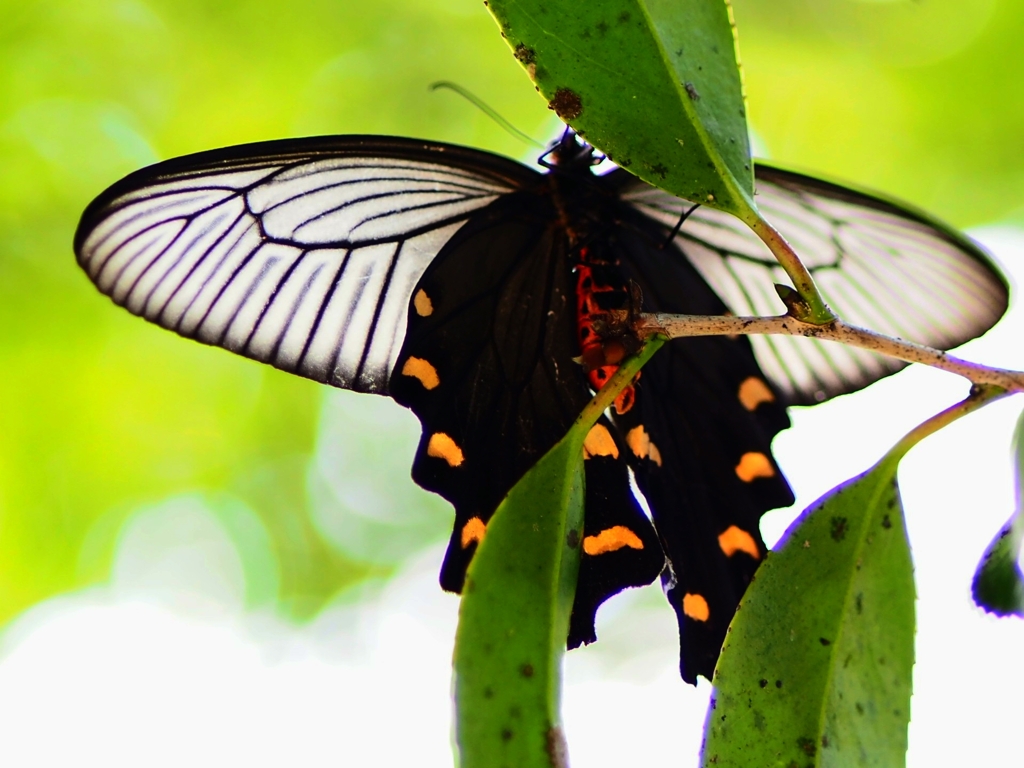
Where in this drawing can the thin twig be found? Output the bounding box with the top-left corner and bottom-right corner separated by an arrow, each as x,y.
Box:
630,311 -> 1024,393
743,214 -> 837,325
887,384 -> 1012,463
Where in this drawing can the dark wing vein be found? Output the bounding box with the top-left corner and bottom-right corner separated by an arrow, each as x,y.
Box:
617,164 -> 1008,404
75,135 -> 537,394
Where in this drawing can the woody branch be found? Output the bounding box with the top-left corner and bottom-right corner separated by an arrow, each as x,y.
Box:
625,311 -> 1024,394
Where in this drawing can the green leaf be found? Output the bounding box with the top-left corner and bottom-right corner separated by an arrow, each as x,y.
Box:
700,386 -> 1004,767
485,0 -> 755,216
702,452 -> 915,768
453,420 -> 584,768
454,339 -> 662,768
973,520 -> 1024,616
972,407 -> 1024,616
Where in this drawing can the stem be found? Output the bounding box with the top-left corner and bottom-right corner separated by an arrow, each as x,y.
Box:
745,215 -> 836,324
632,312 -> 1024,393
886,384 -> 1011,463
576,336 -> 665,429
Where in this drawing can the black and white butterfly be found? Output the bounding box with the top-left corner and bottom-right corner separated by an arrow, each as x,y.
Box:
75,131 -> 1007,683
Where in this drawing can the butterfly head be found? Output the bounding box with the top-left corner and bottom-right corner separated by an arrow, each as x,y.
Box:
540,129 -> 601,174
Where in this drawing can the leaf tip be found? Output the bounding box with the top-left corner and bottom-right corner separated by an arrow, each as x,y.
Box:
971,524 -> 1024,616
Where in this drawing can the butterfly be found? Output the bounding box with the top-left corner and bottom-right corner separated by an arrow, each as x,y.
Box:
74,130 -> 1007,683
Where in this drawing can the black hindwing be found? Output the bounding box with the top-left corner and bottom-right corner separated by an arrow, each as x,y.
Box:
387,192 -> 666,637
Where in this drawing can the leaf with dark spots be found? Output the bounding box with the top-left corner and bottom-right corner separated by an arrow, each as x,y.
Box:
548,88 -> 583,120
454,344 -> 661,768
702,453 -> 914,767
485,0 -> 755,215
514,44 -> 535,64
453,418 -> 584,767
797,736 -> 816,757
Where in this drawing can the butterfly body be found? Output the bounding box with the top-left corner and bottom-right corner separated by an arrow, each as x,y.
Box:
75,131 -> 1008,683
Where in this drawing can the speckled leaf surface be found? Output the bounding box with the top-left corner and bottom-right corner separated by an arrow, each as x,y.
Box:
453,424 -> 584,768
485,0 -> 755,217
702,454 -> 915,768
453,342 -> 662,768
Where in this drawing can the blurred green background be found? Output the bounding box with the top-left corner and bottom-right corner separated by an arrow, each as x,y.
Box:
1,0 -> 1022,630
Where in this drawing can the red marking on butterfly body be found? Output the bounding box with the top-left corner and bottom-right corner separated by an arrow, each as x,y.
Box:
574,253 -> 637,415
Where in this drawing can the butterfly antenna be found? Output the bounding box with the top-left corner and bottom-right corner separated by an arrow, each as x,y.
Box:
660,202 -> 701,250
430,81 -> 545,149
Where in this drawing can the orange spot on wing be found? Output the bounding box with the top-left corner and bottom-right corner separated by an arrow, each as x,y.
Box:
401,357 -> 440,389
738,377 -> 775,411
647,440 -> 662,467
683,593 -> 710,622
461,517 -> 486,548
735,452 -> 774,482
428,432 -> 464,467
583,424 -> 619,460
413,289 -> 433,317
582,526 -> 644,555
718,525 -> 761,559
626,426 -> 662,466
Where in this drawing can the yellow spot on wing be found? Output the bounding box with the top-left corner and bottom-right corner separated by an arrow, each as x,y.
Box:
683,593 -> 710,622
735,452 -> 774,482
583,424 -> 618,459
402,356 -> 440,389
718,525 -> 761,559
427,432 -> 464,467
414,288 -> 433,317
461,517 -> 486,548
738,376 -> 775,411
583,526 -> 643,555
626,426 -> 663,466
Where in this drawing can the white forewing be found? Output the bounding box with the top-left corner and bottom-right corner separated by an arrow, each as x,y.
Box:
251,158 -> 508,243
76,142 -> 526,393
79,139 -> 1007,404
622,167 -> 1008,404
